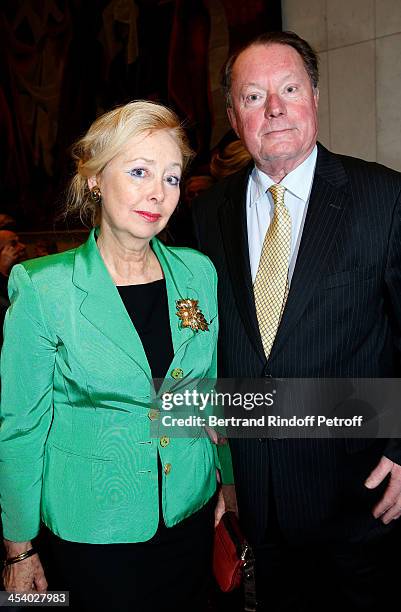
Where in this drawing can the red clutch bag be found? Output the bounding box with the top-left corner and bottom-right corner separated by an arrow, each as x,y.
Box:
213,511 -> 256,600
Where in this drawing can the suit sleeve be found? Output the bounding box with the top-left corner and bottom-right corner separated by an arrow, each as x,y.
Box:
192,194 -> 211,254
192,200 -> 202,250
0,264 -> 56,541
202,258 -> 234,485
384,189 -> 401,464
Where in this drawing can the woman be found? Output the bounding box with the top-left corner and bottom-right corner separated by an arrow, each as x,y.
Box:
0,101 -> 232,610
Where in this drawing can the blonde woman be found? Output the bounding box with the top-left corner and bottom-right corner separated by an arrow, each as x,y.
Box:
0,101 -> 233,611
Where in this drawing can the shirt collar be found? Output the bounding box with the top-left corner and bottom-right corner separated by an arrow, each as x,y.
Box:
248,145 -> 317,207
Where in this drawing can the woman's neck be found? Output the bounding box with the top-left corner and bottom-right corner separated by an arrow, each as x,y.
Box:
96,232 -> 163,286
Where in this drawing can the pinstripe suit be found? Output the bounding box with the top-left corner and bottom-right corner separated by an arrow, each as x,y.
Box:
193,142 -> 401,552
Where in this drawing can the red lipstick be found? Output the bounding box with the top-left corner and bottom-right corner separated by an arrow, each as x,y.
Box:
134,210 -> 162,222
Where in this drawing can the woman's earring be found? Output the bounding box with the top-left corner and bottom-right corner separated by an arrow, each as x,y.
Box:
90,186 -> 102,204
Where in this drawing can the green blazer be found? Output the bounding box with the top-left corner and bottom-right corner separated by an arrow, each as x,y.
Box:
0,230 -> 233,544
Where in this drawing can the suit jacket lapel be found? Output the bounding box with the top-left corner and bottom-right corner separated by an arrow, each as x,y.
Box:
219,165 -> 266,365
269,144 -> 349,362
73,229 -> 152,379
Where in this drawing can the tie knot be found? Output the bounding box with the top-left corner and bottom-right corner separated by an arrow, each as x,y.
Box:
268,184 -> 286,205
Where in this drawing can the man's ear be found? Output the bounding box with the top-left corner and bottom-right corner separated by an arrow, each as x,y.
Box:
227,107 -> 239,138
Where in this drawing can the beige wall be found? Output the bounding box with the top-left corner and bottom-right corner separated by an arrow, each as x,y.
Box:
282,0 -> 401,171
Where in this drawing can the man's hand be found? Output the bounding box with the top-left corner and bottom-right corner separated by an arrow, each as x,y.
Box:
214,484 -> 238,527
205,426 -> 227,446
0,244 -> 22,269
365,456 -> 401,523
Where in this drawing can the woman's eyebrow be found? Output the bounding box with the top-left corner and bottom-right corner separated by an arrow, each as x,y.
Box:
124,157 -> 154,164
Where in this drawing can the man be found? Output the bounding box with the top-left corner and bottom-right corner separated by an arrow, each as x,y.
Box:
193,31 -> 401,611
0,230 -> 26,344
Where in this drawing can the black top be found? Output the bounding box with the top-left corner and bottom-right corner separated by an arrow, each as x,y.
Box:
117,279 -> 174,380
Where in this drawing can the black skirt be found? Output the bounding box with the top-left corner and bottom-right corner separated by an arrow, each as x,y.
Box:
40,493 -> 215,612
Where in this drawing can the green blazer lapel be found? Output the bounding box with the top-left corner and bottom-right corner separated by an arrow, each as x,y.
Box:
151,238 -> 216,401
72,229 -> 152,379
151,237 -> 200,356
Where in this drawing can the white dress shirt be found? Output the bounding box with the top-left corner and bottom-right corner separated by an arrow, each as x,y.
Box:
246,145 -> 318,284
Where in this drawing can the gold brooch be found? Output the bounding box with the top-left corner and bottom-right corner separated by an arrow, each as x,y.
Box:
176,299 -> 209,332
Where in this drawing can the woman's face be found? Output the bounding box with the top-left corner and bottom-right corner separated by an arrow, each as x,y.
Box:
90,129 -> 183,244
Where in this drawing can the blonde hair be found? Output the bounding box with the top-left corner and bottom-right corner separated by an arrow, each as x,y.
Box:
65,100 -> 194,227
210,140 -> 252,180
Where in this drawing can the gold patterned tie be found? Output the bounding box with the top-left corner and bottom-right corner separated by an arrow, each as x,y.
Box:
253,184 -> 291,358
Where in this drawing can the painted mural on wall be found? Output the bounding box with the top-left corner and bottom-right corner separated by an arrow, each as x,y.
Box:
0,0 -> 281,230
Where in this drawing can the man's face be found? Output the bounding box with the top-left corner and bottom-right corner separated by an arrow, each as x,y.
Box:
0,231 -> 26,272
227,43 -> 319,174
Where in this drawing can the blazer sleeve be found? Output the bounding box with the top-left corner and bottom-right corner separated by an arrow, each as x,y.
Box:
0,264 -> 56,541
